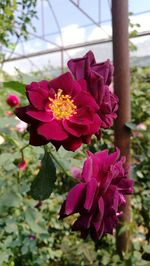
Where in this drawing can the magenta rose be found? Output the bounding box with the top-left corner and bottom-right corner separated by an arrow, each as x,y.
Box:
59,148 -> 134,241
98,86 -> 118,129
68,50 -> 118,129
15,72 -> 101,151
6,94 -> 20,108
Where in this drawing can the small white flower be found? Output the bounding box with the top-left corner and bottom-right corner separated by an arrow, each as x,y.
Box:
15,117 -> 28,133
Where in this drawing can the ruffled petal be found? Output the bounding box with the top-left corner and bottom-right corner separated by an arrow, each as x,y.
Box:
72,213 -> 93,231
103,215 -> 118,234
65,183 -> 86,215
91,220 -> 104,241
29,124 -> 49,146
37,120 -> 68,140
68,50 -> 96,80
82,155 -> 94,183
74,90 -> 99,111
88,70 -> 105,105
27,109 -> 53,122
62,119 -> 88,137
26,80 -> 49,110
84,178 -> 98,211
15,106 -> 34,123
49,72 -> 81,98
68,58 -> 87,80
69,107 -> 95,125
117,178 -> 134,194
103,185 -> 119,215
92,59 -> 113,85
92,197 -> 104,232
62,136 -> 82,151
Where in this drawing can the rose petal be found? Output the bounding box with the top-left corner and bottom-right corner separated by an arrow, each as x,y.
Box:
15,106 -> 34,123
84,178 -> 98,210
29,125 -> 49,146
92,197 -> 104,232
37,120 -> 68,140
63,119 -> 88,137
72,213 -> 93,230
26,80 -> 49,110
49,72 -> 81,97
62,136 -> 82,151
27,109 -> 53,122
65,183 -> 86,215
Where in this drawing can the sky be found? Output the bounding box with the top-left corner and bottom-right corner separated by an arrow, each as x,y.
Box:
2,0 -> 150,75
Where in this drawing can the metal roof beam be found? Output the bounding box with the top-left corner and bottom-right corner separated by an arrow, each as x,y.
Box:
3,31 -> 150,62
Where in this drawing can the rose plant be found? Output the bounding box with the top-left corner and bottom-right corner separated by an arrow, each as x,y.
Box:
0,64 -> 149,266
13,51 -> 133,241
0,51 -> 136,266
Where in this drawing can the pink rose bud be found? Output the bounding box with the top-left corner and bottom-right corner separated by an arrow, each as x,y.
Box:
6,94 -> 20,108
18,160 -> 27,171
70,167 -> 82,180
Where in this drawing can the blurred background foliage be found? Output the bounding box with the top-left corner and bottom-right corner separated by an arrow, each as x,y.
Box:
0,66 -> 150,266
0,1 -> 149,265
0,0 -> 37,63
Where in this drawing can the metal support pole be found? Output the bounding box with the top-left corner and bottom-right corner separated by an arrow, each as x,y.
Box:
112,0 -> 131,257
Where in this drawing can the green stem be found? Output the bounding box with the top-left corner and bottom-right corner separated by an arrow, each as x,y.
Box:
20,144 -> 29,161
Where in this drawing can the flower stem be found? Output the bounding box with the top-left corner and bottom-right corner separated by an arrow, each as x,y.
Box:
20,144 -> 29,161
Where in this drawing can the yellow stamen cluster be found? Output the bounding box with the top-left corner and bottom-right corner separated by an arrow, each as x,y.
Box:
49,89 -> 77,120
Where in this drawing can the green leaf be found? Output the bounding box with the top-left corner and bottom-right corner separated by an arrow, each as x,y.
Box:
24,207 -> 47,234
125,122 -> 137,130
0,190 -> 21,209
30,150 -> 56,200
143,245 -> 150,254
2,81 -> 25,95
0,249 -> 12,264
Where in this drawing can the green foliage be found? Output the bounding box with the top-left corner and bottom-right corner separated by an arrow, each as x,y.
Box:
0,0 -> 37,62
129,13 -> 141,52
2,81 -> 25,95
131,67 -> 150,123
30,149 -> 56,200
0,67 -> 149,265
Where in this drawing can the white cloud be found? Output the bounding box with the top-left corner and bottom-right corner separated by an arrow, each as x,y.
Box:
55,24 -> 86,61
56,24 -> 85,46
3,13 -> 150,75
88,24 -> 112,41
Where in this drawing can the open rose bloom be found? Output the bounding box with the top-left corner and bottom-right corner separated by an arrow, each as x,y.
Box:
60,148 -> 134,241
16,72 -> 101,151
68,51 -> 118,129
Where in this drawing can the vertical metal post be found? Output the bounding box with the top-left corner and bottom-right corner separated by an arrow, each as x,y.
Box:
112,0 -> 131,256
